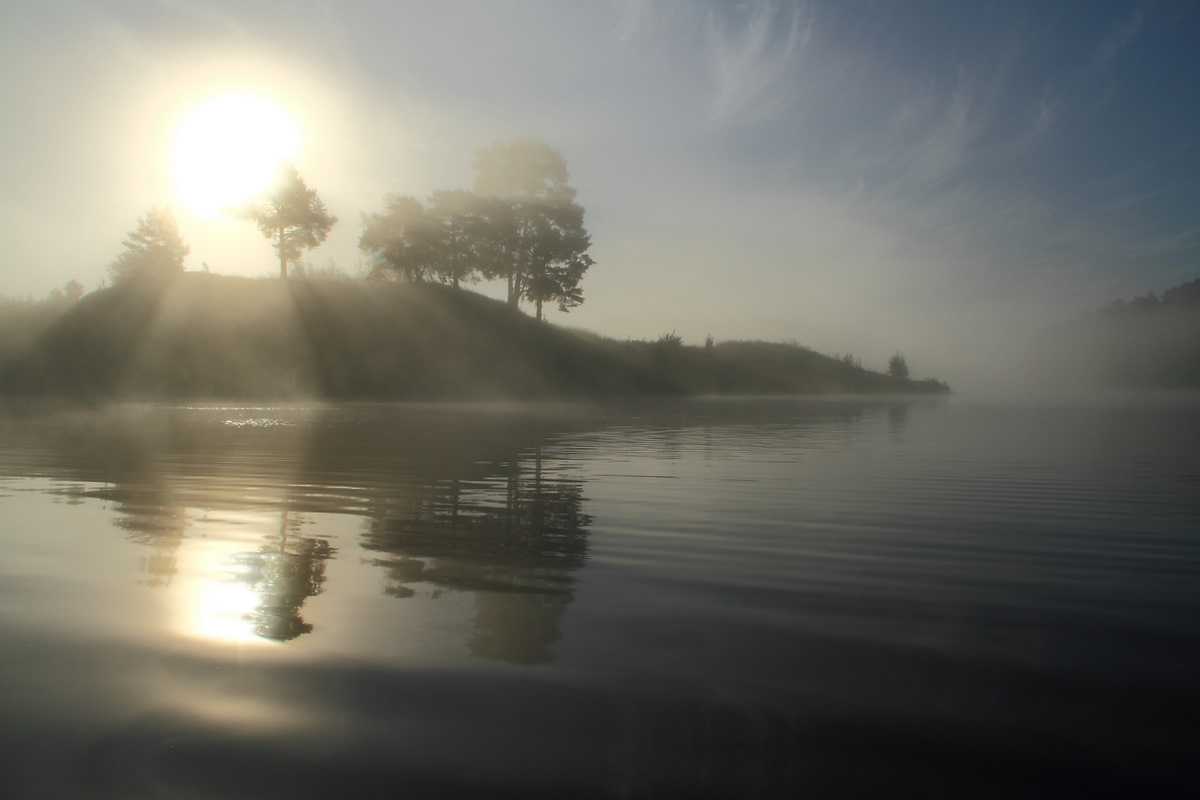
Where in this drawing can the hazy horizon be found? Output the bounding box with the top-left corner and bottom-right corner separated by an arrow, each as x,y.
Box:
4,0 -> 1199,390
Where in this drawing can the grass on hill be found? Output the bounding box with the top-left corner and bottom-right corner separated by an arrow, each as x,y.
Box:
0,275 -> 949,401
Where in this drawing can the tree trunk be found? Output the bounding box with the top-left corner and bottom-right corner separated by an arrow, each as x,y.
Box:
279,510 -> 289,553
535,297 -> 543,321
278,226 -> 287,279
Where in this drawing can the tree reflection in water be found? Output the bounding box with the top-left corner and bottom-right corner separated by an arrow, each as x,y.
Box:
365,443 -> 591,665
224,511 -> 333,641
0,405 -> 595,655
116,492 -> 189,588
99,463 -> 332,641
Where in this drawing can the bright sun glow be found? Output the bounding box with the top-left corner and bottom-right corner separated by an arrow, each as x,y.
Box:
172,92 -> 301,216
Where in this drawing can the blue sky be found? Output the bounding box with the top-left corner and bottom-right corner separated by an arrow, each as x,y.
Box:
2,0 -> 1198,386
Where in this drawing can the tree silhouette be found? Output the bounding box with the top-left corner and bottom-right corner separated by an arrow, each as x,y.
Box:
888,352 -> 909,379
427,189 -> 492,288
108,207 -> 189,286
520,200 -> 593,320
231,162 -> 337,279
473,138 -> 593,318
359,194 -> 441,283
361,190 -> 526,290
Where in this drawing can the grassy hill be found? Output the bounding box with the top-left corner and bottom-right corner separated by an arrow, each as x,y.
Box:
0,275 -> 948,400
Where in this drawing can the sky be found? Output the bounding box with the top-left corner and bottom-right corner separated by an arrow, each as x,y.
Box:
2,0 -> 1199,388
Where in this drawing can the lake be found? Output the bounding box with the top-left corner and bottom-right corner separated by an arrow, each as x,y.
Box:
0,395 -> 1197,798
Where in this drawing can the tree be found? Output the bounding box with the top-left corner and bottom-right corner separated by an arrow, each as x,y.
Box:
359,195 -> 442,283
108,207 -> 189,286
231,162 -> 337,279
62,280 -> 85,302
427,189 -> 492,288
360,192 -> 492,287
474,138 -> 573,201
888,352 -> 910,379
472,138 -> 593,318
520,199 -> 593,319
361,189 -> 560,295
44,280 -> 85,305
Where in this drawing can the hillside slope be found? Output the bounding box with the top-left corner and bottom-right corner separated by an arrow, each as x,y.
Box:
0,276 -> 948,400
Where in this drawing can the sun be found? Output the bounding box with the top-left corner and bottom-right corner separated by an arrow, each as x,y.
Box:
171,92 -> 302,217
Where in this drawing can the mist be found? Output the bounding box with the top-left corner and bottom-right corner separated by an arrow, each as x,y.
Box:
5,4 -> 1200,796
2,1 -> 1198,394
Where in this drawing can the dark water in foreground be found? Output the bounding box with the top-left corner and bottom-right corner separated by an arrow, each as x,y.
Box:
0,395 -> 1197,798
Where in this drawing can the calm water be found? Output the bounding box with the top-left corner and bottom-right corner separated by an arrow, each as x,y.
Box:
0,395 -> 1197,798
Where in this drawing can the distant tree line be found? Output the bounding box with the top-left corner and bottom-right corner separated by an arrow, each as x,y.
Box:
1035,275 -> 1200,388
0,279 -> 86,363
1,280 -> 85,309
103,138 -> 593,322
1094,277 -> 1200,317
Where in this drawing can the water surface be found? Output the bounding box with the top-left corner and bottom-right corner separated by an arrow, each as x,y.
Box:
1,395 -> 1197,797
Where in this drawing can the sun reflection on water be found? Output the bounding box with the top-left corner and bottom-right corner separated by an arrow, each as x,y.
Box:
222,418 -> 296,428
173,511 -> 332,646
194,572 -> 264,643
177,535 -> 276,646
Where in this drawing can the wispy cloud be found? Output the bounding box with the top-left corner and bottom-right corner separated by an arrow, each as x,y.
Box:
830,67 -> 989,214
1093,6 -> 1143,67
612,0 -> 698,43
706,0 -> 812,122
613,0 -> 655,42
610,0 -> 812,123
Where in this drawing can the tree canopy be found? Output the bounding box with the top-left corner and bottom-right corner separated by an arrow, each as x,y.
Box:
473,137 -> 573,203
427,189 -> 493,288
359,190 -> 495,287
231,162 -> 337,278
359,195 -> 441,283
108,207 -> 189,287
361,138 -> 593,320
887,352 -> 909,379
472,138 -> 592,319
